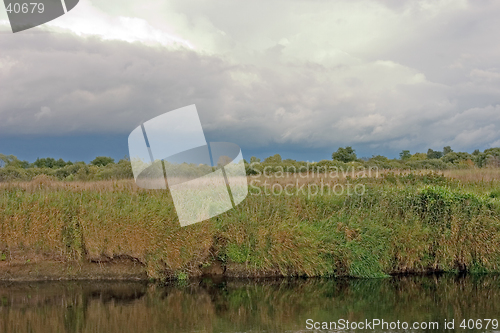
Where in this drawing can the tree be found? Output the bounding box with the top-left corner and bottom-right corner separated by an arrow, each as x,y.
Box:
33,157 -> 57,168
443,146 -> 453,155
484,147 -> 500,158
483,148 -> 500,167
250,156 -> 261,163
91,156 -> 115,167
33,158 -> 45,168
473,152 -> 487,167
33,157 -> 71,168
332,146 -> 357,163
264,154 -> 282,163
55,158 -> 68,168
441,152 -> 473,164
45,158 -> 56,168
369,155 -> 388,162
409,153 -> 427,161
427,148 -> 443,159
0,154 -> 29,168
399,150 -> 411,160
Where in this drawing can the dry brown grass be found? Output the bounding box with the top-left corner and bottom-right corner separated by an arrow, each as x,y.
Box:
443,168 -> 500,182
3,167 -> 498,193
0,178 -> 139,192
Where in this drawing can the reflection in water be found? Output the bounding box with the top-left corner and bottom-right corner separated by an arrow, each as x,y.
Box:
0,275 -> 499,332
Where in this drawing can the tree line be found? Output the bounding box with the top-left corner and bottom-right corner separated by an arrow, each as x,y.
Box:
329,146 -> 500,168
1,145 -> 500,181
0,154 -> 131,181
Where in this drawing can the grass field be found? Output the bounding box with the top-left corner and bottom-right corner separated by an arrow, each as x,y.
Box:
1,169 -> 500,279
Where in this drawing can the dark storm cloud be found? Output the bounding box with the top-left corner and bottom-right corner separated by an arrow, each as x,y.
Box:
0,29 -> 236,135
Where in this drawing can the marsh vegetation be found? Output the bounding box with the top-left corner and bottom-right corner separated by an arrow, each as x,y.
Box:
0,168 -> 499,280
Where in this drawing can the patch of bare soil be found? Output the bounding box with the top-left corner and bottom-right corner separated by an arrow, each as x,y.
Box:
0,258 -> 147,281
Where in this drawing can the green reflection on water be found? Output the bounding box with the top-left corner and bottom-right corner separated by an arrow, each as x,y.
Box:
0,275 -> 499,332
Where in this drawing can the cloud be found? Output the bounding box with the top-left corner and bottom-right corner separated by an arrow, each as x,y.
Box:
0,0 -> 193,49
1,0 -> 500,156
36,106 -> 52,119
470,69 -> 500,82
442,105 -> 500,149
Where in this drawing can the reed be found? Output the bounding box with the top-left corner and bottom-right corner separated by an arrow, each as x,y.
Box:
1,172 -> 499,279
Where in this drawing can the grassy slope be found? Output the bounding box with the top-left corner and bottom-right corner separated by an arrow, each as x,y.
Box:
1,171 -> 500,279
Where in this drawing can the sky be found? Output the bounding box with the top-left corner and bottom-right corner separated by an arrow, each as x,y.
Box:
1,0 -> 500,162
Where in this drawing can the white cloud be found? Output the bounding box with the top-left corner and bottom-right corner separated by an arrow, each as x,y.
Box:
27,0 -> 195,49
470,69 -> 500,82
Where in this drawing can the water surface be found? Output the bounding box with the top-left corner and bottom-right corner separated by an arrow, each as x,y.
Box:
0,275 -> 499,332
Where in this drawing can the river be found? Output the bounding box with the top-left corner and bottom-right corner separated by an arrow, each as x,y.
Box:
1,274 -> 499,332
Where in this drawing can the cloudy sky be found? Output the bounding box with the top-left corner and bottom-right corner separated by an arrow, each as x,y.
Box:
1,0 -> 500,162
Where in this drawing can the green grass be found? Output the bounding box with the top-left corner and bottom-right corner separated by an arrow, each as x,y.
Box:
1,172 -> 500,279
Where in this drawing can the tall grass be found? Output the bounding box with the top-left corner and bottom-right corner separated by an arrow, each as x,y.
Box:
1,172 -> 500,279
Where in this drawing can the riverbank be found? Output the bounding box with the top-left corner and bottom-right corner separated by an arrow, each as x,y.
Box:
0,258 -> 146,281
1,171 -> 500,281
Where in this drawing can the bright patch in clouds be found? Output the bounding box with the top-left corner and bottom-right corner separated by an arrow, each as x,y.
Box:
44,0 -> 194,49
